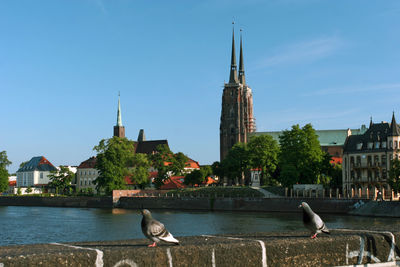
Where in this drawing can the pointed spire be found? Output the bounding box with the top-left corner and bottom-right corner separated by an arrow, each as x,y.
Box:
369,116 -> 373,128
238,29 -> 246,85
229,24 -> 239,84
116,92 -> 123,127
390,111 -> 400,136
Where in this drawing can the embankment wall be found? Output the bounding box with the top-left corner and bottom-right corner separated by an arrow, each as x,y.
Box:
0,231 -> 399,266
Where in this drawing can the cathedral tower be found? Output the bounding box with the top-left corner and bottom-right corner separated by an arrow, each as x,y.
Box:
220,28 -> 255,161
113,93 -> 125,138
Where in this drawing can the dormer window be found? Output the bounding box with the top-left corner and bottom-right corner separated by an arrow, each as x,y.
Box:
357,143 -> 363,150
382,142 -> 387,148
368,142 -> 373,149
375,142 -> 380,149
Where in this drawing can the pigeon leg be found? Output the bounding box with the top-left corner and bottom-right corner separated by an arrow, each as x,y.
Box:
148,242 -> 157,247
311,233 -> 318,239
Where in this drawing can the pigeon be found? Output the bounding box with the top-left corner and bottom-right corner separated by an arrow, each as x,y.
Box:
298,202 -> 330,239
140,209 -> 180,247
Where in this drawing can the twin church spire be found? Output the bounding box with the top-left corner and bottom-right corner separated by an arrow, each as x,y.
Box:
229,27 -> 246,85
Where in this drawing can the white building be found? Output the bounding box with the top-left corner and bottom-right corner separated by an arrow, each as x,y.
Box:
16,156 -> 58,188
76,156 -> 98,193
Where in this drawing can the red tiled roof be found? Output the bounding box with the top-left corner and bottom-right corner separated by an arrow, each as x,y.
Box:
160,176 -> 186,190
78,157 -> 97,169
9,181 -> 16,186
203,176 -> 217,185
331,157 -> 342,165
185,158 -> 200,169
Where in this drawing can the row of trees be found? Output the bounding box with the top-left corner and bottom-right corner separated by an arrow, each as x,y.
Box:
93,136 -> 189,195
213,124 -> 342,188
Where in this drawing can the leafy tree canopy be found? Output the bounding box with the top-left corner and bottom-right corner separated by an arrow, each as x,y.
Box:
389,158 -> 400,193
0,151 -> 12,192
278,124 -> 324,187
184,170 -> 204,186
150,145 -> 189,189
247,135 -> 279,185
128,153 -> 151,188
222,142 -> 250,185
93,136 -> 136,195
48,166 -> 75,194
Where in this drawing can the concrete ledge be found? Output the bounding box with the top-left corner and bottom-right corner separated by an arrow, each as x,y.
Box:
1,231 -> 399,266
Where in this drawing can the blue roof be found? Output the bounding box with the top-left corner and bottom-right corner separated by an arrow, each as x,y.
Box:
17,156 -> 57,172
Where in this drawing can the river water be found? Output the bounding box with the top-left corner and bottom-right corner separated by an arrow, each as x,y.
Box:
0,206 -> 398,246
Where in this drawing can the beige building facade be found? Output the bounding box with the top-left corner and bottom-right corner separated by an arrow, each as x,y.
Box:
342,114 -> 400,194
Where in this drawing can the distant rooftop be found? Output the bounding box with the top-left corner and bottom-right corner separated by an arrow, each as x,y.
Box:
251,125 -> 367,147
17,156 -> 57,172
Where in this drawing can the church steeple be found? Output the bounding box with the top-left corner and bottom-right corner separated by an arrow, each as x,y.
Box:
238,29 -> 245,85
113,93 -> 125,138
389,112 -> 400,136
116,93 -> 123,127
229,27 -> 239,84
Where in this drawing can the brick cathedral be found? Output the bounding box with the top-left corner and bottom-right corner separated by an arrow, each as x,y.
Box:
220,28 -> 256,161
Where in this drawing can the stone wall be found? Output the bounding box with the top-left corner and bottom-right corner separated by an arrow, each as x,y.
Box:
0,231 -> 399,266
0,196 -> 112,208
118,197 -> 364,214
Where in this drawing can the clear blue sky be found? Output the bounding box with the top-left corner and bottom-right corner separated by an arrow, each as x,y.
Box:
1,0 -> 400,173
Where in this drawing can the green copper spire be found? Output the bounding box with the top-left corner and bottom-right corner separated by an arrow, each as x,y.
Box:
116,93 -> 123,127
238,29 -> 245,85
229,26 -> 239,84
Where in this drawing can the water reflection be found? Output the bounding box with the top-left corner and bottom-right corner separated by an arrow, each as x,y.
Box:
0,206 -> 398,246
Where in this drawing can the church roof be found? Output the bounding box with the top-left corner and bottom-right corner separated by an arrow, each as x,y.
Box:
135,140 -> 169,155
251,127 -> 366,147
17,156 -> 57,172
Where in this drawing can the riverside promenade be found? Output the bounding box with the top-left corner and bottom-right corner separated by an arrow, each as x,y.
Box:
0,230 -> 399,266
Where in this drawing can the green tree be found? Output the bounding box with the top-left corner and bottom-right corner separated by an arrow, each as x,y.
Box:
247,135 -> 279,186
129,153 -> 151,188
389,158 -> 400,193
0,151 -> 12,193
93,136 -> 136,195
26,186 -> 32,194
184,170 -> 204,186
200,165 -> 213,178
150,145 -> 189,189
211,161 -> 224,184
19,161 -> 29,169
222,142 -> 250,185
279,124 -> 324,187
48,166 -> 75,194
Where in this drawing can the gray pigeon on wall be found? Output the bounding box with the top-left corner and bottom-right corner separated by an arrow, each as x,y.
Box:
298,202 -> 330,239
141,209 -> 180,247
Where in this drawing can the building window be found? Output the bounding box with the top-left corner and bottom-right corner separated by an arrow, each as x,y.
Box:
356,156 -> 361,166
382,142 -> 387,148
374,155 -> 379,166
395,142 -> 398,149
367,156 -> 372,166
375,142 -> 380,149
382,155 -> 387,166
368,142 -> 373,149
382,169 -> 387,179
390,141 -> 393,149
40,173 -> 43,179
357,143 -> 362,150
